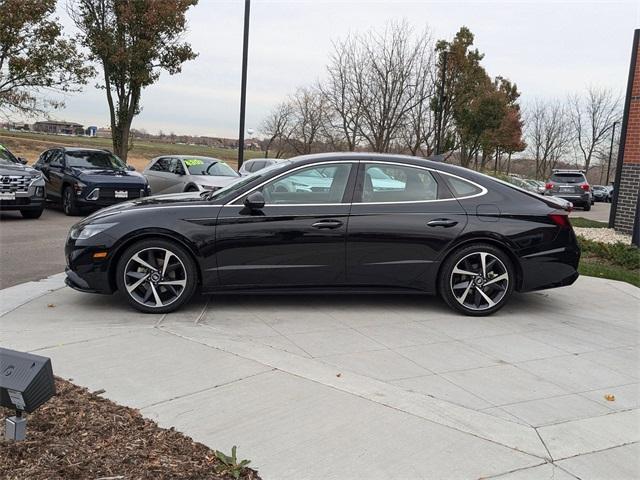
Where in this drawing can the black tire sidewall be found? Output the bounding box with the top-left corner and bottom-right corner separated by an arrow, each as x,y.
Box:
439,243 -> 515,316
115,238 -> 198,314
20,208 -> 44,219
63,187 -> 79,216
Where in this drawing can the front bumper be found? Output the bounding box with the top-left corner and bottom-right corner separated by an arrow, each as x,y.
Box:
65,238 -> 116,294
0,185 -> 46,210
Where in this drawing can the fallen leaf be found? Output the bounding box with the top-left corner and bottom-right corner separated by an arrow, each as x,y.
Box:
604,393 -> 615,401
47,304 -> 56,308
336,373 -> 342,378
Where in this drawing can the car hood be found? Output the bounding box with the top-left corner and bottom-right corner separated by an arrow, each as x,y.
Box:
0,163 -> 40,177
74,168 -> 146,184
83,191 -> 204,222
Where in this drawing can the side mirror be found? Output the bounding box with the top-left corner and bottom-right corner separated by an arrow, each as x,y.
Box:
244,191 -> 265,210
18,157 -> 27,165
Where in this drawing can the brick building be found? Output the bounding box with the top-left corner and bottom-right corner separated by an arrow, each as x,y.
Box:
610,29 -> 640,246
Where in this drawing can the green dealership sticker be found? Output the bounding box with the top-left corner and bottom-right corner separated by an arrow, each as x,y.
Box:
184,158 -> 204,166
0,144 -> 6,151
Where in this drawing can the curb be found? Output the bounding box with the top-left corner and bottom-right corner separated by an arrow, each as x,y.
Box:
0,272 -> 66,317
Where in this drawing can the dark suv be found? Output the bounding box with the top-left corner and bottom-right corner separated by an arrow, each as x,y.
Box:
34,147 -> 150,216
0,144 -> 46,218
544,170 -> 592,211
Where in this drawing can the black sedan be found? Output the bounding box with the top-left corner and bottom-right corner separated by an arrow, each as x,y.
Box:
34,147 -> 150,215
65,153 -> 580,316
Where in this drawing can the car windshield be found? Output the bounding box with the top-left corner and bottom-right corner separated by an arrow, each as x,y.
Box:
0,145 -> 19,165
66,150 -> 127,170
205,160 -> 290,201
551,173 -> 585,184
183,158 -> 238,177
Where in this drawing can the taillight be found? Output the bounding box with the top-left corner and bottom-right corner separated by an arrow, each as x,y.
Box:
580,183 -> 590,191
549,213 -> 571,228
545,183 -> 553,190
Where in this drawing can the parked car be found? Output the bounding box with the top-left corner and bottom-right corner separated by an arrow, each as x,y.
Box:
526,179 -> 546,195
544,169 -> 592,211
0,144 -> 46,218
143,156 -> 239,195
34,147 -> 150,216
65,152 -> 579,316
605,185 -> 614,202
238,158 -> 282,176
591,185 -> 609,202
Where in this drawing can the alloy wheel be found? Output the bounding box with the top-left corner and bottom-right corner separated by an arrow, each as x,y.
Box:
123,247 -> 187,308
63,189 -> 71,214
450,251 -> 509,312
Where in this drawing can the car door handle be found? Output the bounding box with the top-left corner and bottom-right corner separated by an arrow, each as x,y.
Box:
312,220 -> 343,229
427,219 -> 458,228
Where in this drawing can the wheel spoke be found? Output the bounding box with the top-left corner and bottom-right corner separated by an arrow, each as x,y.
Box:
126,271 -> 147,280
161,250 -> 175,277
480,252 -> 488,277
484,273 -> 508,286
475,287 -> 496,308
126,274 -> 150,293
149,283 -> 163,307
453,281 -> 471,289
453,266 -> 477,277
131,253 -> 155,271
458,282 -> 474,304
158,279 -> 186,287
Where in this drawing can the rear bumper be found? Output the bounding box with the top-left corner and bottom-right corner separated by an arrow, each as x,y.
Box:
553,193 -> 590,205
518,242 -> 580,292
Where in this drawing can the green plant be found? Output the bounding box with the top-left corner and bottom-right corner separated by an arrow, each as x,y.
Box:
577,237 -> 640,270
571,217 -> 608,228
215,446 -> 252,480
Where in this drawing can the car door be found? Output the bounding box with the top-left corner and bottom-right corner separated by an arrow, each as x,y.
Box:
346,161 -> 468,292
145,157 -> 176,195
44,150 -> 65,200
215,161 -> 357,287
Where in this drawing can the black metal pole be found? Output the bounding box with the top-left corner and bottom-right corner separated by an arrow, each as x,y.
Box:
605,121 -> 618,185
237,0 -> 251,169
435,50 -> 448,156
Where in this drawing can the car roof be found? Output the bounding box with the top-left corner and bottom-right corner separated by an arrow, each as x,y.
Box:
163,155 -> 223,161
61,147 -> 111,153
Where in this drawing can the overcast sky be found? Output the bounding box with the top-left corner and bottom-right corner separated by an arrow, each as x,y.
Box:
46,0 -> 639,138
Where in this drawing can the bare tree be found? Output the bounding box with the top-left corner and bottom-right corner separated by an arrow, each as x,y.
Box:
568,86 -> 621,172
525,99 -> 572,179
356,21 -> 434,152
260,101 -> 292,158
285,86 -> 329,155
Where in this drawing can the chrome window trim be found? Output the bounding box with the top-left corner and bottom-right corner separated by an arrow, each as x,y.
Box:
220,158 -> 488,207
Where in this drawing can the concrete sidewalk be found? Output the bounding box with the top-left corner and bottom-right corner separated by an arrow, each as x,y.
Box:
1,276 -> 638,479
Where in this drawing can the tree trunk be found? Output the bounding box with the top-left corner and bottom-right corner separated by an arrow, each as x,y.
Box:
506,152 -> 512,175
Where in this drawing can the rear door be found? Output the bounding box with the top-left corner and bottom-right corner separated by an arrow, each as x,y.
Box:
215,161 -> 357,287
145,157 -> 177,195
346,162 -> 467,292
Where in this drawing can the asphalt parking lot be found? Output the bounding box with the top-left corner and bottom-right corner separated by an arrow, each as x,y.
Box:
1,274 -> 638,479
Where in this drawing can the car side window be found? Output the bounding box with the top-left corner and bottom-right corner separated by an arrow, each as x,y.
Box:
170,159 -> 185,175
249,163 -> 353,205
249,160 -> 265,172
360,163 -> 438,203
36,151 -> 51,167
150,158 -> 171,172
446,176 -> 483,198
49,150 -> 63,168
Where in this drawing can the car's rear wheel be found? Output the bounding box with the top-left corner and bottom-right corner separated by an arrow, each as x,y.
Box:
115,239 -> 198,314
20,208 -> 44,219
439,244 -> 515,316
62,186 -> 80,216
583,202 -> 591,211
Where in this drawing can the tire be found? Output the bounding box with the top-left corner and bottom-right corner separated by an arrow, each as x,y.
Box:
115,238 -> 198,314
20,208 -> 43,219
62,186 -> 80,216
583,202 -> 591,212
185,185 -> 199,192
438,243 -> 515,316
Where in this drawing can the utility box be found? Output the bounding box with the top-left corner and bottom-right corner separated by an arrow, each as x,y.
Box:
0,347 -> 55,413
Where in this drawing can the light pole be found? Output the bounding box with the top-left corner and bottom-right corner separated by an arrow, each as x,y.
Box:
605,121 -> 619,185
237,0 -> 251,169
435,50 -> 448,156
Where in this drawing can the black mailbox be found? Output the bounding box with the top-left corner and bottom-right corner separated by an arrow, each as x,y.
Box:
0,347 -> 55,413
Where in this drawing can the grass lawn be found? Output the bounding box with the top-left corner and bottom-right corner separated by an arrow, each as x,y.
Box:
0,129 -> 267,171
571,217 -> 609,228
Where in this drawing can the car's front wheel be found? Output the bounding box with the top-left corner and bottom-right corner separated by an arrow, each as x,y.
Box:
439,244 -> 515,316
115,239 -> 198,314
62,186 -> 80,216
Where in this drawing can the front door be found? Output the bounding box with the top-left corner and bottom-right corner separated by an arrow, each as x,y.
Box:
44,150 -> 65,200
346,162 -> 467,292
215,162 -> 357,287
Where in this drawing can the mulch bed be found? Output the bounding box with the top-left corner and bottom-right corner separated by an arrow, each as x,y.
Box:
0,378 -> 261,480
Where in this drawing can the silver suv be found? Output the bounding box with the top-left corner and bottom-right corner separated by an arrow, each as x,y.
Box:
545,169 -> 592,211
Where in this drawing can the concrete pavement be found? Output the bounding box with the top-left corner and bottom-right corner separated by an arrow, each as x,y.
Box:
1,276 -> 639,479
571,202 -> 611,223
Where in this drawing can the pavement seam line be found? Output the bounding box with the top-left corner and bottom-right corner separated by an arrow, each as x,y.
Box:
139,368 -> 276,410
157,324 -> 551,461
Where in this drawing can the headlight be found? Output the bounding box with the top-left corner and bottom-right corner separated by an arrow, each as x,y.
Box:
29,172 -> 44,185
198,184 -> 221,192
69,223 -> 117,240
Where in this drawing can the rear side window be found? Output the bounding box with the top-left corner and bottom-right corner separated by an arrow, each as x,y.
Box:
446,176 -> 483,198
248,160 -> 265,172
361,163 -> 439,203
551,173 -> 585,184
150,158 -> 171,172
